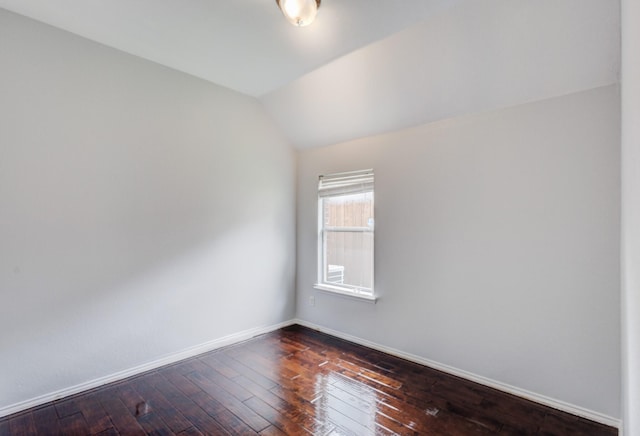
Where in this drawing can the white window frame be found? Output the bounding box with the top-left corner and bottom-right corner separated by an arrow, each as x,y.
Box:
314,169 -> 375,302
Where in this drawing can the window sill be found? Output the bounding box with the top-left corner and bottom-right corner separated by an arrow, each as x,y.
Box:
313,284 -> 377,303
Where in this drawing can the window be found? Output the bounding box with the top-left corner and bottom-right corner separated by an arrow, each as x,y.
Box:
316,169 -> 375,300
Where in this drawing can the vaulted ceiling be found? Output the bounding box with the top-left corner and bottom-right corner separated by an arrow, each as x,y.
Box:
0,0 -> 620,149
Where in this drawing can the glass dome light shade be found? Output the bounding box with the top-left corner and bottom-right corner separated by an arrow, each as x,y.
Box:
276,0 -> 321,27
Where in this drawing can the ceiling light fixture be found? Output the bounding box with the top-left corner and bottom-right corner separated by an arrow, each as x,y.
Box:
276,0 -> 321,27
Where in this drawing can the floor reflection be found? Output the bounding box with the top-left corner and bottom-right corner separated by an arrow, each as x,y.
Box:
313,369 -> 381,434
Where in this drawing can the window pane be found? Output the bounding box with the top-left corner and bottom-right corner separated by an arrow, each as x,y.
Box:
323,192 -> 374,228
318,170 -> 374,296
324,231 -> 373,289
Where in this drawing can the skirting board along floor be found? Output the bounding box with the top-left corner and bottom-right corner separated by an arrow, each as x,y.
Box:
0,324 -> 618,435
0,320 -> 297,419
294,319 -> 621,430
1,318 -> 620,431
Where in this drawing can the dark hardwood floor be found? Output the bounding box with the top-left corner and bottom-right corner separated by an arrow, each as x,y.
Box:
0,325 -> 617,435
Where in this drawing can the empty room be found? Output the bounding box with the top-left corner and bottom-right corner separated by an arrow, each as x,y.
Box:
1,0 -> 639,435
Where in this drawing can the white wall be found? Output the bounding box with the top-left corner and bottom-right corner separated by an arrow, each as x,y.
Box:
621,0 -> 640,434
296,86 -> 621,419
0,8 -> 295,412
262,0 -> 619,149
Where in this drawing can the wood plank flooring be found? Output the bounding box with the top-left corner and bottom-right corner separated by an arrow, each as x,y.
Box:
0,324 -> 617,435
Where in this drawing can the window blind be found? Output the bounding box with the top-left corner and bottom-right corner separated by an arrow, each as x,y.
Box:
318,169 -> 374,197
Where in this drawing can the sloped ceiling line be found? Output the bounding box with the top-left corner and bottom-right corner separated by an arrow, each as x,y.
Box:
0,0 -> 620,149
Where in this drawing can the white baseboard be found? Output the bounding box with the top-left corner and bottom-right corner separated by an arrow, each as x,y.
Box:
1,318 -> 622,430
294,318 -> 621,430
0,319 -> 296,419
